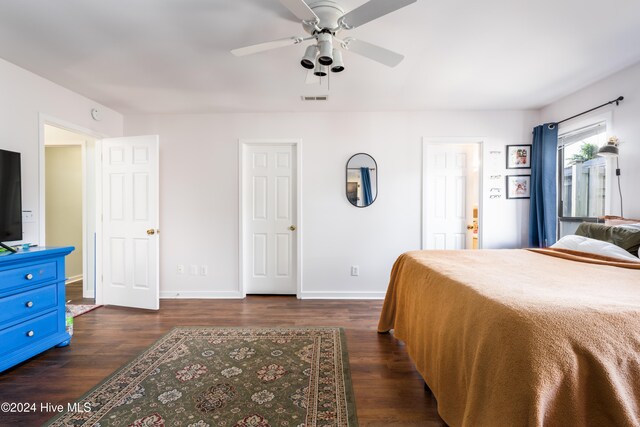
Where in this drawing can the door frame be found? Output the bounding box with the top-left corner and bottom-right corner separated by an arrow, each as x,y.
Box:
422,137 -> 484,250
238,139 -> 303,298
39,114 -> 108,300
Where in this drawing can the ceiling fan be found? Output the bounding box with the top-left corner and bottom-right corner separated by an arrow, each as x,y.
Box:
231,0 -> 418,79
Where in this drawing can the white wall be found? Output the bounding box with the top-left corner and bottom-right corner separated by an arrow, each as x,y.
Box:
3,50 -> 637,299
125,111 -> 539,298
541,61 -> 640,218
0,57 -> 123,245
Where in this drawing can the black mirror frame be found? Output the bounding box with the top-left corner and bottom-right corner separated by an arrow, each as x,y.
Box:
345,153 -> 378,208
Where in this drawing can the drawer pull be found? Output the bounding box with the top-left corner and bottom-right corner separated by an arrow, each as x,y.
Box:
25,273 -> 34,280
25,301 -> 34,308
26,330 -> 35,337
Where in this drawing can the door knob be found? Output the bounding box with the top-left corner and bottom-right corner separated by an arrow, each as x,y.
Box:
289,225 -> 297,231
147,229 -> 156,235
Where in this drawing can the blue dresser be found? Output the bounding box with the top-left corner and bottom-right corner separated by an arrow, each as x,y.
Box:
0,246 -> 74,373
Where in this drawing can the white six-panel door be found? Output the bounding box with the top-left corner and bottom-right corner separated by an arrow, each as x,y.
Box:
243,144 -> 297,295
424,143 -> 478,250
101,136 -> 159,310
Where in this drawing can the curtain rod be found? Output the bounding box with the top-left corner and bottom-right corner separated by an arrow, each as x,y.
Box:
550,96 -> 624,128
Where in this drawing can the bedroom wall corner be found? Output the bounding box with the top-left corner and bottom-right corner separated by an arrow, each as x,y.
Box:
0,58 -> 124,245
540,60 -> 640,219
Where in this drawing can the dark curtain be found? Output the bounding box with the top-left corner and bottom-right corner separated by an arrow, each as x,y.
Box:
361,167 -> 373,206
529,124 -> 559,247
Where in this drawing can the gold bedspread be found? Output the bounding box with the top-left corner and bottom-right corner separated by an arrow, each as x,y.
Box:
378,249 -> 640,427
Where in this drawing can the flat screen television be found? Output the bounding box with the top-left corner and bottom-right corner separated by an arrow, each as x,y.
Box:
0,149 -> 22,252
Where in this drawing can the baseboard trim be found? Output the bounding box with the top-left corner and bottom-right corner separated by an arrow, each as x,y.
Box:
66,275 -> 83,284
159,291 -> 385,300
299,291 -> 386,300
160,291 -> 244,299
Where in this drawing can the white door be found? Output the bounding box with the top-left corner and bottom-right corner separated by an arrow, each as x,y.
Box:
101,136 -> 160,310
243,144 -> 297,294
423,143 -> 479,250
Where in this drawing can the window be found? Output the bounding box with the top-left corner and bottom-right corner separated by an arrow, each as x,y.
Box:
557,122 -> 608,237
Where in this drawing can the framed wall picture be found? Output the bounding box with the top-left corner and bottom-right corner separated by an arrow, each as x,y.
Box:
506,144 -> 532,169
506,175 -> 531,199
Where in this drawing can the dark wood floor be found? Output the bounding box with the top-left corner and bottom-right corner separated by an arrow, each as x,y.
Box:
66,281 -> 95,305
0,284 -> 446,426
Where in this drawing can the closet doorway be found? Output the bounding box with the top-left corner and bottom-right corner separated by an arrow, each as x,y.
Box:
239,139 -> 302,297
422,138 -> 483,250
44,124 -> 97,303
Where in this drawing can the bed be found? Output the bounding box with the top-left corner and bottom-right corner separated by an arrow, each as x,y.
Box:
378,248 -> 640,427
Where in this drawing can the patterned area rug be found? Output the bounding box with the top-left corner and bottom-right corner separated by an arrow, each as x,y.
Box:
67,304 -> 102,318
46,327 -> 358,427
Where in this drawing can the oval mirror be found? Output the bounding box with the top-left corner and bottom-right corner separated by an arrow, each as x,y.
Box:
346,153 -> 378,207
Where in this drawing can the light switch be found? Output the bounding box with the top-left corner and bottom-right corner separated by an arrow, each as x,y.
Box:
22,210 -> 35,223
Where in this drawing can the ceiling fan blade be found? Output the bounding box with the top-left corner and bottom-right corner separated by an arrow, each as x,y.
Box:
342,38 -> 404,67
340,0 -> 417,29
231,36 -> 304,57
279,0 -> 319,23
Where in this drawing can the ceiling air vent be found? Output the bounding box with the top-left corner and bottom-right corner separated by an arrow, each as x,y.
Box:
301,95 -> 329,101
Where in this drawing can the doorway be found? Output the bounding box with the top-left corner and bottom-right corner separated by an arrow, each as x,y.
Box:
44,124 -> 97,303
422,139 -> 483,250
239,139 -> 302,296
41,118 -> 161,310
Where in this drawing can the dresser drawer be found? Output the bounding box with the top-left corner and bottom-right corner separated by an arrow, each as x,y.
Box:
0,284 -> 58,325
0,261 -> 58,292
0,310 -> 59,356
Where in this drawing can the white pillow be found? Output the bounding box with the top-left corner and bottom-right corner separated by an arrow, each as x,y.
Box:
551,235 -> 640,262
617,223 -> 640,231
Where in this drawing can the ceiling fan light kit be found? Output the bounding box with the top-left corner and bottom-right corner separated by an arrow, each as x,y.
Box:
301,45 -> 318,69
231,0 -> 418,82
314,63 -> 328,77
317,32 -> 334,65
331,49 -> 344,72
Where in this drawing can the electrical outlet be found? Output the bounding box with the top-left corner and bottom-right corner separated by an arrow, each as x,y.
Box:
351,265 -> 359,276
189,265 -> 198,276
177,264 -> 185,274
200,265 -> 209,276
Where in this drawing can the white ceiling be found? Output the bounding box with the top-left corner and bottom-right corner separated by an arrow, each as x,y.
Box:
0,0 -> 639,114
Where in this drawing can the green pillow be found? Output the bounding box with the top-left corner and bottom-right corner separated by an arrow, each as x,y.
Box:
575,222 -> 640,257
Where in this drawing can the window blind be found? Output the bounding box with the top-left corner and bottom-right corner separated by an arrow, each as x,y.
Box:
558,122 -> 606,147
